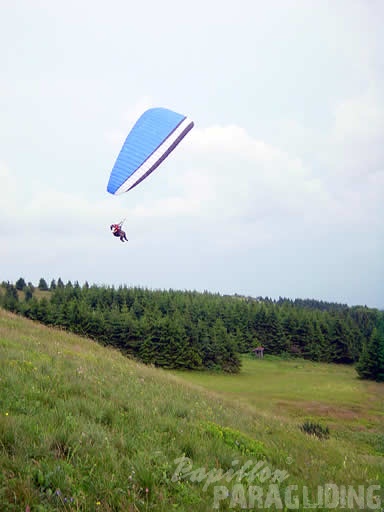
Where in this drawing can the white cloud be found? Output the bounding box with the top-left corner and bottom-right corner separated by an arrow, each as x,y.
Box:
169,125 -> 330,226
0,162 -> 15,200
329,89 -> 384,178
333,91 -> 384,142
0,162 -> 21,234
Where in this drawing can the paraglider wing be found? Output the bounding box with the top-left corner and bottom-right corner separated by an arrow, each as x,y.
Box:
107,107 -> 194,195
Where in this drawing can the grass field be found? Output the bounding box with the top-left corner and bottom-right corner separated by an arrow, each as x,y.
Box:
0,309 -> 383,511
172,356 -> 384,429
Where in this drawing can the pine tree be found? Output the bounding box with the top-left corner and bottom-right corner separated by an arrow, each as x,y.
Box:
292,316 -> 313,357
253,305 -> 269,345
25,297 -> 40,320
15,277 -> 26,291
3,284 -> 19,312
38,278 -> 49,291
37,298 -> 51,324
309,320 -> 327,361
264,309 -> 287,354
330,318 -> 354,364
356,327 -> 384,382
24,286 -> 33,301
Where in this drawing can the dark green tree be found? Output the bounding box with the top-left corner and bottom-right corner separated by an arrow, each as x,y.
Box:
24,286 -> 34,301
291,316 -> 313,357
308,319 -> 327,361
24,297 -> 40,320
356,326 -> 384,382
38,278 -> 49,291
2,284 -> 19,312
36,298 -> 52,323
330,318 -> 354,364
263,309 -> 287,354
15,277 -> 26,291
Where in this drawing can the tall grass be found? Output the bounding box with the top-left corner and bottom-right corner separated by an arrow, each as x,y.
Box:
0,310 -> 383,511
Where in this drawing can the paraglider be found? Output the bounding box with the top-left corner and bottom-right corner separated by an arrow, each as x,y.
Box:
110,220 -> 128,242
107,107 -> 194,195
107,107 -> 194,242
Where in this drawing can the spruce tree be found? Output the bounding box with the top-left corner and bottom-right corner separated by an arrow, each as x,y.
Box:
24,286 -> 33,301
356,327 -> 384,382
264,309 -> 287,354
3,284 -> 19,312
15,277 -> 26,291
330,318 -> 354,364
38,278 -> 49,291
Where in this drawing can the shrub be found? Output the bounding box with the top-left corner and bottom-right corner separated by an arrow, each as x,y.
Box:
300,421 -> 330,440
204,421 -> 265,456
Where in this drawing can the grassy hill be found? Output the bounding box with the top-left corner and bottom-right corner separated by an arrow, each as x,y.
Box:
0,309 -> 383,511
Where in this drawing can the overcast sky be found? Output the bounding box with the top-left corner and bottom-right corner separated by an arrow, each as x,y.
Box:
1,0 -> 383,308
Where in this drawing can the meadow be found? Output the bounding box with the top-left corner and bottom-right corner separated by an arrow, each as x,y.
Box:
0,309 -> 383,511
172,356 -> 384,430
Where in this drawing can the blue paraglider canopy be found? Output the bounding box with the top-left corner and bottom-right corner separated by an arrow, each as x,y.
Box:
107,107 -> 194,195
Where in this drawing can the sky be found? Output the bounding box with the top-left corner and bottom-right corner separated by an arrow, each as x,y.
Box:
0,0 -> 383,308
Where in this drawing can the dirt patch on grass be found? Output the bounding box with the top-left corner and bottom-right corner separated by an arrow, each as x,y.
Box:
275,399 -> 362,421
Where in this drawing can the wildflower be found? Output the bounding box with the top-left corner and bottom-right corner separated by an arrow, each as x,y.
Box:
96,501 -> 101,506
145,488 -> 149,494
5,412 -> 9,416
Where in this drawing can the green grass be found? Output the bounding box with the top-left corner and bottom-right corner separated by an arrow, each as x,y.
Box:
172,356 -> 384,427
0,310 -> 383,511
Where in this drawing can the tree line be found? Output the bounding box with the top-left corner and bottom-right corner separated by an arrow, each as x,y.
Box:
1,278 -> 383,379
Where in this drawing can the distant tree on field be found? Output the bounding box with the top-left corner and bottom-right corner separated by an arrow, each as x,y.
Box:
38,278 -> 49,291
15,277 -> 26,291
